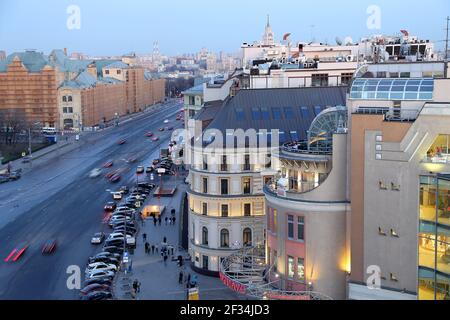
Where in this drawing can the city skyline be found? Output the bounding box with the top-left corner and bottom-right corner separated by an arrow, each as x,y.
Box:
0,0 -> 448,56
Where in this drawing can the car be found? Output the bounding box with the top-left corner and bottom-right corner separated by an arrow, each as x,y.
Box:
146,166 -> 154,173
152,137 -> 159,142
113,226 -> 137,234
127,157 -> 137,164
22,156 -> 32,163
112,192 -> 122,200
91,232 -> 106,245
110,222 -> 136,231
108,233 -> 136,246
80,284 -> 111,296
109,216 -> 131,223
121,202 -> 138,209
42,239 -> 57,254
9,171 -> 21,181
117,139 -> 126,145
4,242 -> 29,262
86,270 -> 115,280
115,206 -> 135,213
105,170 -> 117,179
102,246 -> 124,255
104,202 -> 117,211
145,132 -> 154,137
167,127 -> 174,131
83,278 -> 112,287
89,252 -> 121,262
86,262 -> 117,273
103,161 -> 114,168
89,168 -> 102,178
81,291 -> 112,301
109,174 -> 121,183
158,127 -> 165,132
119,186 -> 129,194
136,166 -> 145,174
164,119 -> 169,124
89,256 -> 120,266
112,211 -> 134,218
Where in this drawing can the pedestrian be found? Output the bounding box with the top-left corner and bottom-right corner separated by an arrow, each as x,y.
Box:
145,242 -> 149,254
186,274 -> 191,289
153,217 -> 157,226
168,217 -> 172,225
171,246 -> 174,255
155,244 -> 159,254
143,233 -> 147,243
163,236 -> 167,243
165,217 -> 168,225
158,216 -> 162,226
133,280 -> 138,292
137,281 -> 141,293
172,216 -> 176,225
178,271 -> 184,284
164,254 -> 168,266
151,244 -> 155,254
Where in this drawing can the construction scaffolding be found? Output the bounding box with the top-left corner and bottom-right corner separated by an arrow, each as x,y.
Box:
219,245 -> 332,300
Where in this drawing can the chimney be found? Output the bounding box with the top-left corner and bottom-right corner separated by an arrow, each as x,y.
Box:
64,48 -> 68,56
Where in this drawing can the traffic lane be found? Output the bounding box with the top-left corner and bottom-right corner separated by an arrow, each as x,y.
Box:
0,120 -> 179,299
0,102 -> 183,228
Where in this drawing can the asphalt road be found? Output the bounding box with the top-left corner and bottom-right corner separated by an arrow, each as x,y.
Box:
0,100 -> 184,300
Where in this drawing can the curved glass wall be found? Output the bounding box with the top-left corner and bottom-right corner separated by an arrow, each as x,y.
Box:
419,175 -> 450,300
350,78 -> 434,100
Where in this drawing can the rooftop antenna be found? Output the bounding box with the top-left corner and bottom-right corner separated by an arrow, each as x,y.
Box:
445,16 -> 449,60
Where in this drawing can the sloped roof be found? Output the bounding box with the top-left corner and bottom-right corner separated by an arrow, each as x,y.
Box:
205,86 -> 347,145
104,61 -> 129,69
183,84 -> 204,95
48,49 -> 93,73
1,51 -> 49,72
59,70 -> 97,89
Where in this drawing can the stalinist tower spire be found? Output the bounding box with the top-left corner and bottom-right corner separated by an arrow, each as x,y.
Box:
262,14 -> 274,46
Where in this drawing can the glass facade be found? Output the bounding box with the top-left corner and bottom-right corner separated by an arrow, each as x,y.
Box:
419,175 -> 450,300
350,78 -> 434,100
424,134 -> 450,164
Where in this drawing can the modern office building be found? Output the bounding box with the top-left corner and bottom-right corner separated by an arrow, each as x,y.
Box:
347,61 -> 450,300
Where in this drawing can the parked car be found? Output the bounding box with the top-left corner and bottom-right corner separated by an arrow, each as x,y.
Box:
89,252 -> 121,263
146,166 -> 154,173
102,246 -> 124,255
80,284 -> 111,296
112,192 -> 122,200
89,256 -> 120,267
109,174 -> 121,183
113,226 -> 137,235
119,186 -> 129,194
8,171 -> 21,181
86,262 -> 117,274
103,161 -> 114,168
136,166 -> 145,174
81,291 -> 112,300
83,278 -> 112,287
91,233 -> 106,245
86,270 -> 115,280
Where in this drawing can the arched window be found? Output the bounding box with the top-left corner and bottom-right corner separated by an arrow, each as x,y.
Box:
220,229 -> 229,248
62,96 -> 67,102
243,228 -> 252,247
68,96 -> 73,102
202,227 -> 208,245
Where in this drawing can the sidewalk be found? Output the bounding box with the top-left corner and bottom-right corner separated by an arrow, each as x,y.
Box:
114,174 -> 243,301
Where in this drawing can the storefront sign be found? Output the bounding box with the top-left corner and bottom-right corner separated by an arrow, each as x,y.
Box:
219,272 -> 246,295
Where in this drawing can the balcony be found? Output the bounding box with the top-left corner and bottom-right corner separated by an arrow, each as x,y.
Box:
264,178 -> 322,199
277,140 -> 332,163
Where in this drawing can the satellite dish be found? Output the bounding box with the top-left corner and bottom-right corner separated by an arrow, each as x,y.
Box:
344,36 -> 354,45
335,37 -> 343,46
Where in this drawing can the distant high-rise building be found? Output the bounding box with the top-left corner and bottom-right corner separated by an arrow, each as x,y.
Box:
262,15 -> 275,46
0,50 -> 6,61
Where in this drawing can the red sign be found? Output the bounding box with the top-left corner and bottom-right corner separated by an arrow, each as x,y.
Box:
219,272 -> 246,295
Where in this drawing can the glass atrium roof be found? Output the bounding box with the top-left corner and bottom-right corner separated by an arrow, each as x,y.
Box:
350,78 -> 434,101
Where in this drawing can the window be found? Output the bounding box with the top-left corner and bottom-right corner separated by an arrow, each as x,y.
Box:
288,215 -> 294,239
300,106 -> 310,118
244,203 -> 251,217
297,258 -> 305,281
220,179 -> 229,195
202,177 -> 208,194
202,155 -> 208,170
341,73 -> 353,85
220,155 -> 228,171
202,227 -> 208,245
297,217 -> 305,241
312,73 -> 329,86
220,229 -> 229,248
235,108 -> 245,121
202,203 -> 208,216
62,96 -> 67,102
68,96 -> 72,102
243,228 -> 252,246
243,154 -> 251,171
284,107 -> 294,119
117,70 -> 121,75
288,256 -> 295,279
251,107 -> 261,120
243,177 -> 251,194
272,107 -> 282,119
202,255 -> 208,269
314,106 -> 322,116
273,209 -> 277,233
221,204 -> 229,217
261,107 -> 270,120
105,70 -> 110,75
